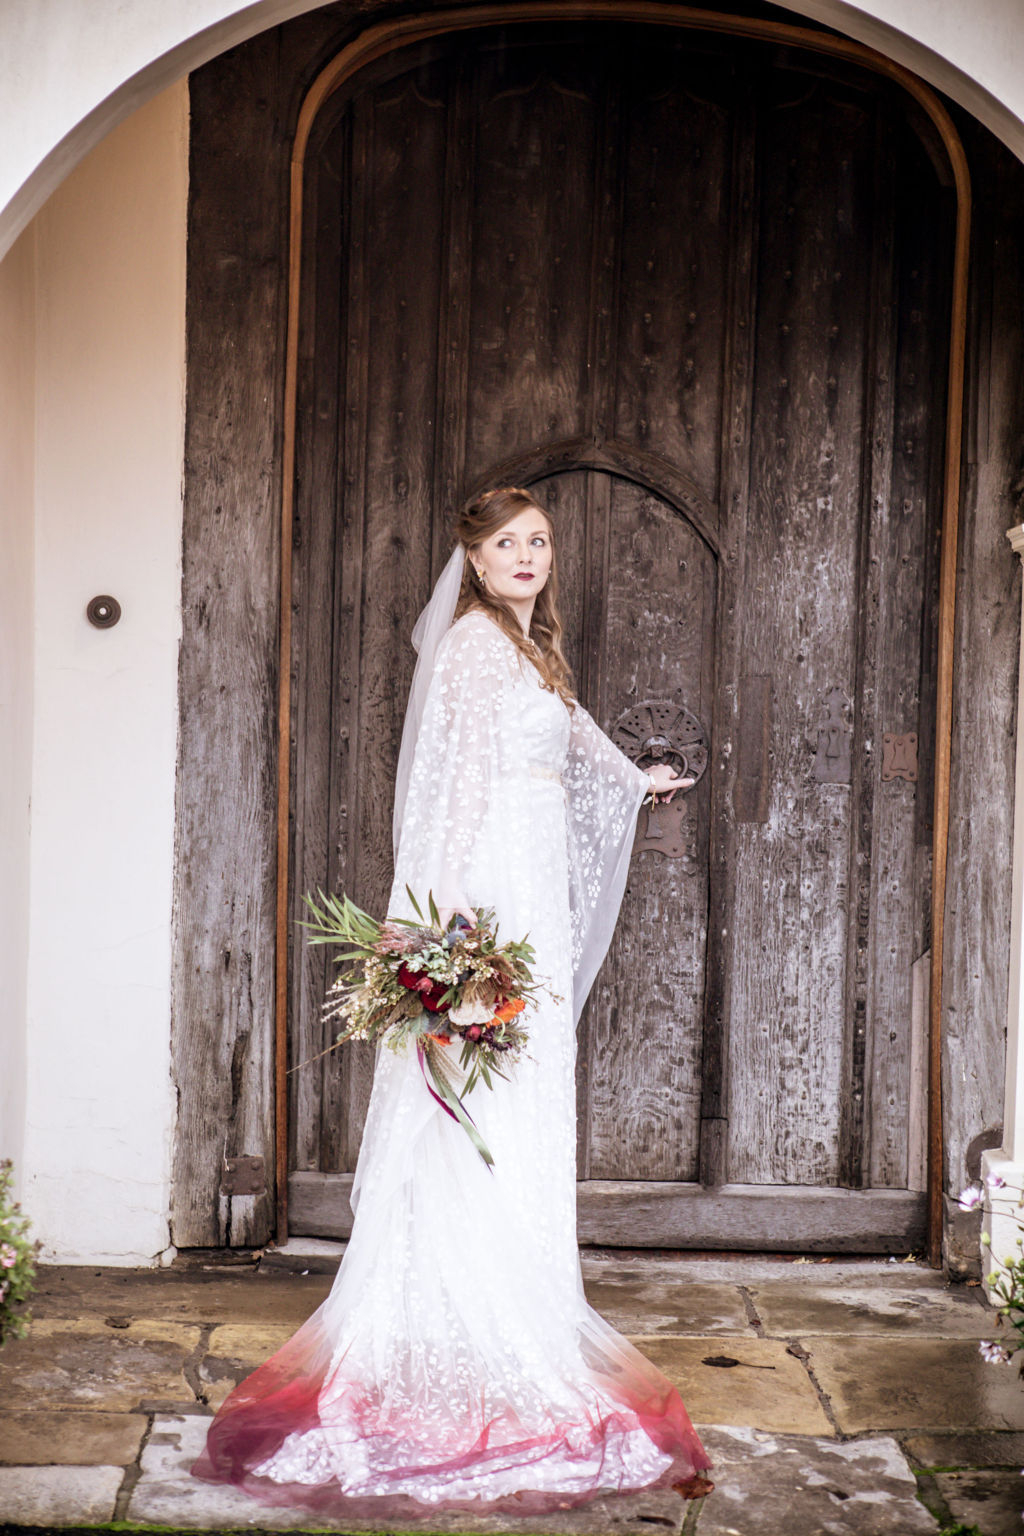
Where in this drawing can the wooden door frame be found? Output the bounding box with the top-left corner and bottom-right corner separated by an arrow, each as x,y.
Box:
273,1 -> 972,1265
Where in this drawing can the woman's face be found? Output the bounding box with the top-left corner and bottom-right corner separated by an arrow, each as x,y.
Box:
472,508 -> 553,605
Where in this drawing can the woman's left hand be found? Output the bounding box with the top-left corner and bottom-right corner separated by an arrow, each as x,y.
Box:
647,764 -> 696,802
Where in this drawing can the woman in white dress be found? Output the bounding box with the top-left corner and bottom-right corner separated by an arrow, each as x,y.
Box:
191,486 -> 713,1518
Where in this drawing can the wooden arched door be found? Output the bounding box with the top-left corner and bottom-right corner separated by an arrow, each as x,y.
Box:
287,21 -> 952,1249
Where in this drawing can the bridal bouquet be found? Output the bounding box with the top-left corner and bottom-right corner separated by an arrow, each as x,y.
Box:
300,886 -> 558,1167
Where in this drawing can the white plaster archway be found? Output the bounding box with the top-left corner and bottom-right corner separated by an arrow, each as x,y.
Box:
2,0 -> 1024,261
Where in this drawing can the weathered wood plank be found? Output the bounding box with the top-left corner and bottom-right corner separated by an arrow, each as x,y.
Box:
289,1171 -> 925,1252
700,82 -> 758,1187
462,36 -> 598,484
290,111 -> 347,1175
907,949 -> 930,1192
171,38 -> 287,1248
838,96 -> 895,1191
587,479 -> 712,1180
942,120 -> 1024,1221
864,105 -> 949,1188
577,1181 -> 925,1251
614,32 -> 731,506
727,78 -> 875,1185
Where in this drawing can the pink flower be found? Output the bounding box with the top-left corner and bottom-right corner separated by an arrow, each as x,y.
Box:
980,1339 -> 1011,1365
958,1185 -> 984,1212
0,1244 -> 17,1269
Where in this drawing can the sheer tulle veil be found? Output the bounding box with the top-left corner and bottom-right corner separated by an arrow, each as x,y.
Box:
389,534 -> 651,1032
391,541 -> 466,864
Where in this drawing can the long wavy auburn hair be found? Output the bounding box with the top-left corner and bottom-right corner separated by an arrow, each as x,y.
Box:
452,486 -> 577,711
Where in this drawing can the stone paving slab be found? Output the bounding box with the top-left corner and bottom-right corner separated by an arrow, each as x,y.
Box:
199,1323 -> 297,1409
0,1464 -> 123,1524
580,1257 -> 949,1288
33,1262 -> 333,1326
933,1467 -> 1024,1535
267,1250 -> 912,1287
903,1430 -> 1024,1468
0,1409 -> 147,1466
582,1280 -> 751,1337
0,1318 -> 200,1411
692,1426 -> 939,1534
638,1337 -> 833,1435
748,1279 -> 994,1338
806,1337 -> 1024,1433
127,1413 -> 694,1534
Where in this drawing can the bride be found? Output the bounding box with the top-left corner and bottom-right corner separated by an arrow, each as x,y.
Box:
191,486 -> 714,1517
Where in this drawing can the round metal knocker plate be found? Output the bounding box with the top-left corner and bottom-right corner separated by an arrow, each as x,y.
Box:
611,698 -> 709,788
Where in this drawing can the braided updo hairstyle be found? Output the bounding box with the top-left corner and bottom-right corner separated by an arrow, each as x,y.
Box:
452,486 -> 577,712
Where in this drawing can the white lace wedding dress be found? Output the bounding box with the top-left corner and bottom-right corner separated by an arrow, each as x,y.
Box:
191,609 -> 711,1519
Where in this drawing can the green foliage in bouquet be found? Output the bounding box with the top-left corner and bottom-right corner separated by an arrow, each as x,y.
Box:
0,1160 -> 39,1347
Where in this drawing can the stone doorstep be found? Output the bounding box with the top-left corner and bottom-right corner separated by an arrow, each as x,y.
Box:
32,1263 -> 334,1326
580,1257 -> 953,1287
28,1266 -> 756,1338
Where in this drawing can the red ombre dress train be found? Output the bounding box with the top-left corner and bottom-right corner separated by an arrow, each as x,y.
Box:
191,610 -> 712,1517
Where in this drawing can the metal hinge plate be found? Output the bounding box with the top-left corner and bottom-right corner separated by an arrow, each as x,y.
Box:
220,1154 -> 266,1197
882,732 -> 918,782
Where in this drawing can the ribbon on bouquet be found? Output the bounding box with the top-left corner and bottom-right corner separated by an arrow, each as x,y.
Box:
416,1040 -> 495,1169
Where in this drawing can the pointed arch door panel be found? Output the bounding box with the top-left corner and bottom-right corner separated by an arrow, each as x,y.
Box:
286,22 -> 951,1249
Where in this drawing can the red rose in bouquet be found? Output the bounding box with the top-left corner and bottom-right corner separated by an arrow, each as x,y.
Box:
397,962 -> 451,1014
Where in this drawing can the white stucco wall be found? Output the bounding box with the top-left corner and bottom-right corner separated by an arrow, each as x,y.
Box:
19,80 -> 188,1263
0,225 -> 35,1188
0,0 -> 1023,261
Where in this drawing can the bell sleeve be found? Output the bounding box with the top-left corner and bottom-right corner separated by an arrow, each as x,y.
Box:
387,615 -> 520,926
563,700 -> 651,1026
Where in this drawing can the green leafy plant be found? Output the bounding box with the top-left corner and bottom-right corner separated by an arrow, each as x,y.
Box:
0,1159 -> 39,1345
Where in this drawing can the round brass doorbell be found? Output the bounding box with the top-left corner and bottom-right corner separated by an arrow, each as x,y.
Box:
86,596 -> 122,629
